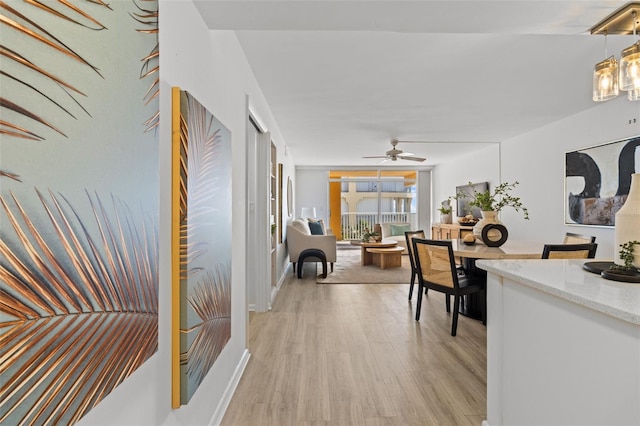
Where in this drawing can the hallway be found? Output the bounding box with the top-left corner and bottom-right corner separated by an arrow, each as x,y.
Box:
221,265 -> 487,425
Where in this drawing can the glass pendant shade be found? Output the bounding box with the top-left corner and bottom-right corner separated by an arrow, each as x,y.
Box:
619,40 -> 640,93
593,56 -> 619,101
628,86 -> 640,101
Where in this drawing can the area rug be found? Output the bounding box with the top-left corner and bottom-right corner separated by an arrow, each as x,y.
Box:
316,248 -> 412,284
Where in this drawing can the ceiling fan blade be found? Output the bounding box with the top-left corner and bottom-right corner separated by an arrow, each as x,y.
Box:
398,155 -> 426,162
362,155 -> 388,159
378,158 -> 391,164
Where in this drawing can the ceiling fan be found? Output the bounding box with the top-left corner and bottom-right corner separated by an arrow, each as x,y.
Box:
362,139 -> 426,163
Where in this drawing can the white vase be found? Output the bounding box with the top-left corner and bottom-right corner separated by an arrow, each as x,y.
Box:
440,213 -> 452,224
473,210 -> 501,238
614,173 -> 640,267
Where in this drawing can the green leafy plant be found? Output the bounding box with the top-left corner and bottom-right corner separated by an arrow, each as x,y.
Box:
361,228 -> 381,242
438,197 -> 453,215
438,205 -> 453,215
610,240 -> 640,272
457,181 -> 529,219
271,223 -> 277,234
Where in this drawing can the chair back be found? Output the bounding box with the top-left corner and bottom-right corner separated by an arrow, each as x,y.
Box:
542,243 -> 598,259
412,238 -> 457,289
563,232 -> 596,244
405,230 -> 425,272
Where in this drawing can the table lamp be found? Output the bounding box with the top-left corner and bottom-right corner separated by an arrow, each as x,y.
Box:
300,207 -> 317,219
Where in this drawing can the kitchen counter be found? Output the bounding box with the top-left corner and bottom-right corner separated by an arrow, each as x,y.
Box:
477,259 -> 640,426
477,259 -> 640,324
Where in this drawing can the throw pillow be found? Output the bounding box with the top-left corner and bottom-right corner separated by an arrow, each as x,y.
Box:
390,224 -> 411,236
308,221 -> 324,235
291,219 -> 311,235
307,218 -> 326,234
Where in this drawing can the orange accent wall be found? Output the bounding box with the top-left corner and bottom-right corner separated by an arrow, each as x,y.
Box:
329,181 -> 342,240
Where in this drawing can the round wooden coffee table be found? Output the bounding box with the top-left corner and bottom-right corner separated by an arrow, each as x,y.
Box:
350,239 -> 399,266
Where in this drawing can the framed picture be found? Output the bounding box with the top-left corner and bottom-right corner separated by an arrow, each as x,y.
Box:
565,135 -> 640,226
287,176 -> 293,217
171,87 -> 232,407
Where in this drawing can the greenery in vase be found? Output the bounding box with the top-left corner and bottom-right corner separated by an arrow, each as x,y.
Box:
457,181 -> 530,219
438,198 -> 453,215
610,240 -> 640,272
361,228 -> 381,242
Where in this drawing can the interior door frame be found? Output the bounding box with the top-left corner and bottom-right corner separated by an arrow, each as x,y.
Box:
246,99 -> 271,312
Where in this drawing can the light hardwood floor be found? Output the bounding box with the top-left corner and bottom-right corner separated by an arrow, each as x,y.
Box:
221,262 -> 487,425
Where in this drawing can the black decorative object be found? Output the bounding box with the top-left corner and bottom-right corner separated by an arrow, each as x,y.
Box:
583,261 -> 640,283
601,269 -> 640,283
481,223 -> 508,247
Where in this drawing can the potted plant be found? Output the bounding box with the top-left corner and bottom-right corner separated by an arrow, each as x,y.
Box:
438,199 -> 453,224
361,228 -> 381,243
610,240 -> 640,274
457,181 -> 529,237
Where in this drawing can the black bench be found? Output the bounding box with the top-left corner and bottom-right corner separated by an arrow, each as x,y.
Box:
297,248 -> 327,279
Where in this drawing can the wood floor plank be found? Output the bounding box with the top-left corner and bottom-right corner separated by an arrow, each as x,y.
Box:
221,267 -> 487,425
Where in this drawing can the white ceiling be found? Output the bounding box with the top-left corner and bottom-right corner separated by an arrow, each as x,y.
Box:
193,0 -> 634,167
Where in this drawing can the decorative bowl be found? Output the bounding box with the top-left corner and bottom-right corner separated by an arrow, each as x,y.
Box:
458,220 -> 477,227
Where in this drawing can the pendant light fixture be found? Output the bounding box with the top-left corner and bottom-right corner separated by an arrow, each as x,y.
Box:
593,33 -> 619,102
619,11 -> 640,96
590,3 -> 640,102
628,86 -> 640,101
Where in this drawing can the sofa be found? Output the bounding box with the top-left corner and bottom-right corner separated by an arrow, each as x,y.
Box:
376,222 -> 412,253
286,217 -> 336,273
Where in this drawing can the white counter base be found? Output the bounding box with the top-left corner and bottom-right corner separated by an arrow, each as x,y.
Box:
478,259 -> 640,426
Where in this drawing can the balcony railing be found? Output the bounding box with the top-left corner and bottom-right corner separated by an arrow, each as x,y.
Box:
340,212 -> 414,240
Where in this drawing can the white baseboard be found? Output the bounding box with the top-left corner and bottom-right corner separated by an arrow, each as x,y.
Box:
209,349 -> 251,426
269,263 -> 292,308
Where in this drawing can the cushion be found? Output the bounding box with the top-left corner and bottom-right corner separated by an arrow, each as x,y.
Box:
291,219 -> 311,235
308,221 -> 324,235
390,224 -> 411,236
307,218 -> 326,234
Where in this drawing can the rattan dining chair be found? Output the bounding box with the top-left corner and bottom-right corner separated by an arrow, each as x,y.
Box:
563,232 -> 596,244
542,243 -> 598,259
412,238 -> 485,336
405,230 -> 425,300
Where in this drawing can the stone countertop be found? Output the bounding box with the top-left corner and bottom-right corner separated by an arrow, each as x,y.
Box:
476,259 -> 640,325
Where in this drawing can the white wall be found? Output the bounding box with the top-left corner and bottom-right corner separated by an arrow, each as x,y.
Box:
432,144 -> 501,220
501,97 -> 639,259
79,1 -> 294,425
295,168 -> 330,221
432,97 -> 639,260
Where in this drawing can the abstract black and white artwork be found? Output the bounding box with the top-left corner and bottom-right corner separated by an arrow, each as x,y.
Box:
565,136 -> 640,226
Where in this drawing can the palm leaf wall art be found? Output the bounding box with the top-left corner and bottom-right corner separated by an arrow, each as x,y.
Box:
131,0 -> 159,133
171,88 -> 232,406
0,190 -> 158,425
0,0 -> 108,141
1,1 -> 159,423
0,0 -> 160,179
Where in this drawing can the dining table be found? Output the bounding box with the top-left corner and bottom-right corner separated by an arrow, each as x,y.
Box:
451,238 -> 546,320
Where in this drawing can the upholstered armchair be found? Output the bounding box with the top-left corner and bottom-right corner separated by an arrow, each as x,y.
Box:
286,218 -> 336,273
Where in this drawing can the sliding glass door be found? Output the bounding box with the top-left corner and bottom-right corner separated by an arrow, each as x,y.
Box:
329,170 -> 418,240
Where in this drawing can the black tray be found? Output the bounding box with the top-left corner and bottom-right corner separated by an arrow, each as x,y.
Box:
583,261 -> 640,283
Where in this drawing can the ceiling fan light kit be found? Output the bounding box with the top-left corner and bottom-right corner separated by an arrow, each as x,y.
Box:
362,139 -> 426,163
591,3 -> 640,102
